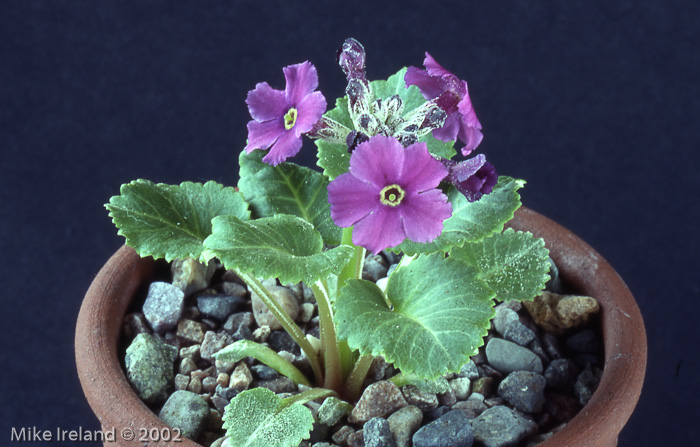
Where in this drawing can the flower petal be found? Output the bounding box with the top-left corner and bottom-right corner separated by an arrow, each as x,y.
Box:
327,173 -> 380,228
432,112 -> 461,143
400,189 -> 452,243
405,66 -> 444,100
399,142 -> 449,193
246,82 -> 287,122
284,61 -> 320,105
293,91 -> 327,136
245,119 -> 283,153
423,52 -> 454,78
457,81 -> 483,153
350,135 -> 405,187
262,130 -> 302,165
352,206 -> 406,254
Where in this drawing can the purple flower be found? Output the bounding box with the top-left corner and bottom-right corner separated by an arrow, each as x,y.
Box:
405,53 -> 483,155
327,135 -> 452,254
244,61 -> 327,165
442,154 -> 498,202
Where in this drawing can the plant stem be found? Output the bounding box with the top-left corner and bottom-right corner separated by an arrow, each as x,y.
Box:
280,387 -> 338,409
235,270 -> 323,386
311,281 -> 343,392
344,355 -> 374,401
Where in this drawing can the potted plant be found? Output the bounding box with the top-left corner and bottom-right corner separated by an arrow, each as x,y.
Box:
76,38 -> 646,447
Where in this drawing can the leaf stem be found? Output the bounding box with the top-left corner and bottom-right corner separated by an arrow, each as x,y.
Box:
235,270 -> 323,386
311,281 -> 343,392
344,355 -> 374,402
280,387 -> 338,410
214,340 -> 312,387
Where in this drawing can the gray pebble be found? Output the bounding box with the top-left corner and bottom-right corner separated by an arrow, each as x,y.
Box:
574,364 -> 603,406
541,332 -> 563,360
449,377 -> 472,401
503,321 -> 536,346
364,418 -> 396,447
497,371 -> 546,413
200,331 -> 234,362
143,282 -> 185,333
223,311 -> 254,334
401,385 -> 439,411
544,359 -> 580,390
485,338 -> 543,374
171,257 -> 214,297
471,405 -> 537,447
412,409 -> 473,447
492,308 -> 519,336
159,390 -> 210,440
124,333 -> 177,405
251,364 -> 279,381
318,397 -> 353,426
197,295 -> 243,322
458,360 -> 480,380
363,254 -> 389,282
251,285 -> 299,330
269,330 -> 301,355
255,376 -> 296,394
215,384 -> 238,401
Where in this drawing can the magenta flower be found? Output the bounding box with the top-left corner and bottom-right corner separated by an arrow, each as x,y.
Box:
442,154 -> 498,202
405,53 -> 483,155
327,135 -> 452,254
244,61 -> 327,165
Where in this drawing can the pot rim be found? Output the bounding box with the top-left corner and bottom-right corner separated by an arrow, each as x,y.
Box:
76,206 -> 646,447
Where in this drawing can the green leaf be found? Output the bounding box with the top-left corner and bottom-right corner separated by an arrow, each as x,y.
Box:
214,340 -> 312,387
203,214 -> 353,285
370,67 -> 426,113
396,176 -> 525,255
335,254 -> 495,379
222,387 -> 314,447
451,228 -> 551,302
106,180 -> 249,262
239,150 -> 341,245
419,133 -> 457,160
316,96 -> 352,180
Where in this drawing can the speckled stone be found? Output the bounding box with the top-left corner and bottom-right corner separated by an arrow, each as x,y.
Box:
412,409 -> 473,447
471,406 -> 537,447
159,390 -> 210,439
124,333 -> 177,405
251,285 -> 299,330
387,405 -> 423,447
142,281 -> 185,333
350,381 -> 409,424
363,417 -> 396,447
485,338 -> 543,374
497,371 -> 546,413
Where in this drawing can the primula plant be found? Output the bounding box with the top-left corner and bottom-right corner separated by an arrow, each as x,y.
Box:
107,38 -> 551,447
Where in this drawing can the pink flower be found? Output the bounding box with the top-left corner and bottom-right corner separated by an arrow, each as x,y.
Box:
244,62 -> 327,165
405,53 -> 483,155
442,154 -> 498,202
327,135 -> 452,254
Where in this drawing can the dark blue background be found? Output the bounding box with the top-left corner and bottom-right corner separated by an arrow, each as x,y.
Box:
2,1 -> 698,445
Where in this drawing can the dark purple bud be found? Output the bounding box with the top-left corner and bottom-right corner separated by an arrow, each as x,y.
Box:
346,130 -> 370,152
443,154 -> 498,202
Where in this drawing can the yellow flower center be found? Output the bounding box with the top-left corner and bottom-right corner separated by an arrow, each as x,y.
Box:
380,184 -> 405,207
284,107 -> 298,130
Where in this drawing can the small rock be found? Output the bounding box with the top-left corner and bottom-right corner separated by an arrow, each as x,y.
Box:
171,257 -> 215,297
215,385 -> 238,401
318,396 -> 353,426
363,254 -> 389,282
200,331 -> 234,362
211,395 -> 230,414
493,308 -> 519,336
497,371 -> 546,413
412,409 -> 473,447
187,375 -> 202,394
387,405 -> 422,447
522,292 -> 599,335
449,377 -> 472,401
202,376 -> 218,393
527,338 -> 549,364
347,429 -> 365,447
229,362 -> 253,391
471,406 -> 537,447
216,372 -> 230,387
180,344 -> 201,361
251,364 -> 279,381
197,295 -> 243,322
471,377 -> 494,397
221,281 -> 247,297
544,392 -> 581,424
333,425 -> 356,445
179,357 -> 197,376
208,408 -> 224,430
401,385 -> 439,411
503,321 -> 537,346
142,282 -> 185,333
544,359 -> 580,390
231,324 -> 253,342
544,257 -> 564,293
423,406 -> 450,424
541,332 -> 563,359
364,418 -> 396,447
123,312 -> 152,338
350,381 -> 409,424
176,319 -> 206,344
269,330 -> 301,355
301,302 -> 316,323
174,373 -> 190,391
251,285 -> 300,330
255,377 -> 297,393
124,333 -> 177,405
159,390 -> 210,440
452,393 -> 487,418
437,388 -> 457,407
574,364 -> 603,406
565,329 -> 599,354
253,325 -> 271,343
458,360 -> 479,380
484,338 -> 543,374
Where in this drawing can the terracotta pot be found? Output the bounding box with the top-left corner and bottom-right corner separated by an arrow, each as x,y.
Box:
76,207 -> 646,447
